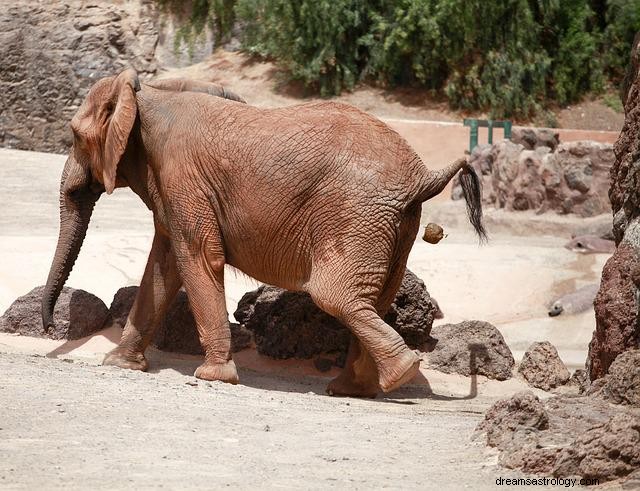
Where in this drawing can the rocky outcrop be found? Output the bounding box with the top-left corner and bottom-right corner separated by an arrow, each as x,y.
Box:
234,269 -> 439,365
452,138 -> 614,217
518,341 -> 570,391
0,286 -> 108,340
106,287 -> 252,354
425,320 -> 514,380
589,38 -> 640,381
477,391 -> 640,482
0,1 -> 159,154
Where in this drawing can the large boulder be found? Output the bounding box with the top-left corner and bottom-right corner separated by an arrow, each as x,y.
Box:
0,286 -> 109,340
452,138 -> 614,217
106,287 -> 252,355
426,320 -> 515,380
234,269 -> 439,364
589,36 -> 640,381
518,341 -> 570,391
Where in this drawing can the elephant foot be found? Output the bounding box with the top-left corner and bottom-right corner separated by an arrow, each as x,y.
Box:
195,359 -> 239,384
103,347 -> 148,371
326,375 -> 378,399
378,349 -> 420,393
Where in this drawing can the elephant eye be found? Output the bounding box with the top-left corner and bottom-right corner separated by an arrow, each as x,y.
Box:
576,242 -> 583,248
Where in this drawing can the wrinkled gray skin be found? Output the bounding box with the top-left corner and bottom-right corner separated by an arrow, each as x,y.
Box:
42,69 -> 485,397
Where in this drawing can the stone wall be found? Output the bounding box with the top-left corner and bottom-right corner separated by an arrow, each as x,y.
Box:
0,0 -> 219,154
588,36 -> 640,380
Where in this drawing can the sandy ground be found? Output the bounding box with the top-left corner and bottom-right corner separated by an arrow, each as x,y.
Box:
0,146 -> 615,489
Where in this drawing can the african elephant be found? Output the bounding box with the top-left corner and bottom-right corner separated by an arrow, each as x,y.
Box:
42,68 -> 486,397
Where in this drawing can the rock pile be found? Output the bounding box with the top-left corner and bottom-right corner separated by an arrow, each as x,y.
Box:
451,134 -> 614,217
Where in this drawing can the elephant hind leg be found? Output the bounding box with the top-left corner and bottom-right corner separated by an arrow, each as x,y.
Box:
313,205 -> 422,397
307,268 -> 419,395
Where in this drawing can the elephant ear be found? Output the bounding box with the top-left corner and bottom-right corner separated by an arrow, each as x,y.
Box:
101,68 -> 140,194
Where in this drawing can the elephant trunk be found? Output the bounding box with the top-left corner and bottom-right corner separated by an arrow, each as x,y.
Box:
41,157 -> 100,332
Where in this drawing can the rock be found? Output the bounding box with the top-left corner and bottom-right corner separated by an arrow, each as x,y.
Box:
105,286 -> 138,329
511,127 -> 560,151
518,342 -> 570,391
0,286 -> 108,340
234,269 -> 438,361
589,38 -> 640,382
553,413 -> 640,481
451,139 -> 614,217
589,244 -> 640,380
105,287 -> 252,355
426,320 -> 514,380
477,391 -> 549,448
547,284 -> 599,317
589,350 -> 640,406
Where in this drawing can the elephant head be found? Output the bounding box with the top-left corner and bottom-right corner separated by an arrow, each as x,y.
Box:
41,69 -> 141,331
41,69 -> 245,331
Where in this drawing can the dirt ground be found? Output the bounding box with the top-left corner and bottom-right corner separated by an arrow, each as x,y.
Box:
0,348 -> 552,491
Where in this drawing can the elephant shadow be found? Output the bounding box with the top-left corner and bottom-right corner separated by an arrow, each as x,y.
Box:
144,343 -> 485,404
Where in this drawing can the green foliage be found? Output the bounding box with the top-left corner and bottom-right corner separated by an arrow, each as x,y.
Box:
160,0 -> 640,117
602,0 -> 640,83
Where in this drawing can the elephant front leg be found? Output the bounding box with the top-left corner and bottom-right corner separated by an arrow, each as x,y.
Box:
173,238 -> 238,385
103,230 -> 182,371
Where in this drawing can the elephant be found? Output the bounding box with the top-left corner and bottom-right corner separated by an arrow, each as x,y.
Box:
41,68 -> 486,398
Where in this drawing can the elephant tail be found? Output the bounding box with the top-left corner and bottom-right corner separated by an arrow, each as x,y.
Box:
416,157 -> 488,243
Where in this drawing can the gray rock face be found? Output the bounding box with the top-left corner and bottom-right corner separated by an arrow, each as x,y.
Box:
518,341 -> 570,391
478,392 -> 640,482
0,286 -> 108,341
426,320 -> 515,380
0,0 -> 159,153
234,269 -> 439,364
105,287 -> 252,355
452,138 -> 614,217
589,350 -> 640,406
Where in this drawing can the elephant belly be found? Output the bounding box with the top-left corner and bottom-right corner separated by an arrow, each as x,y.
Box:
222,231 -> 313,292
